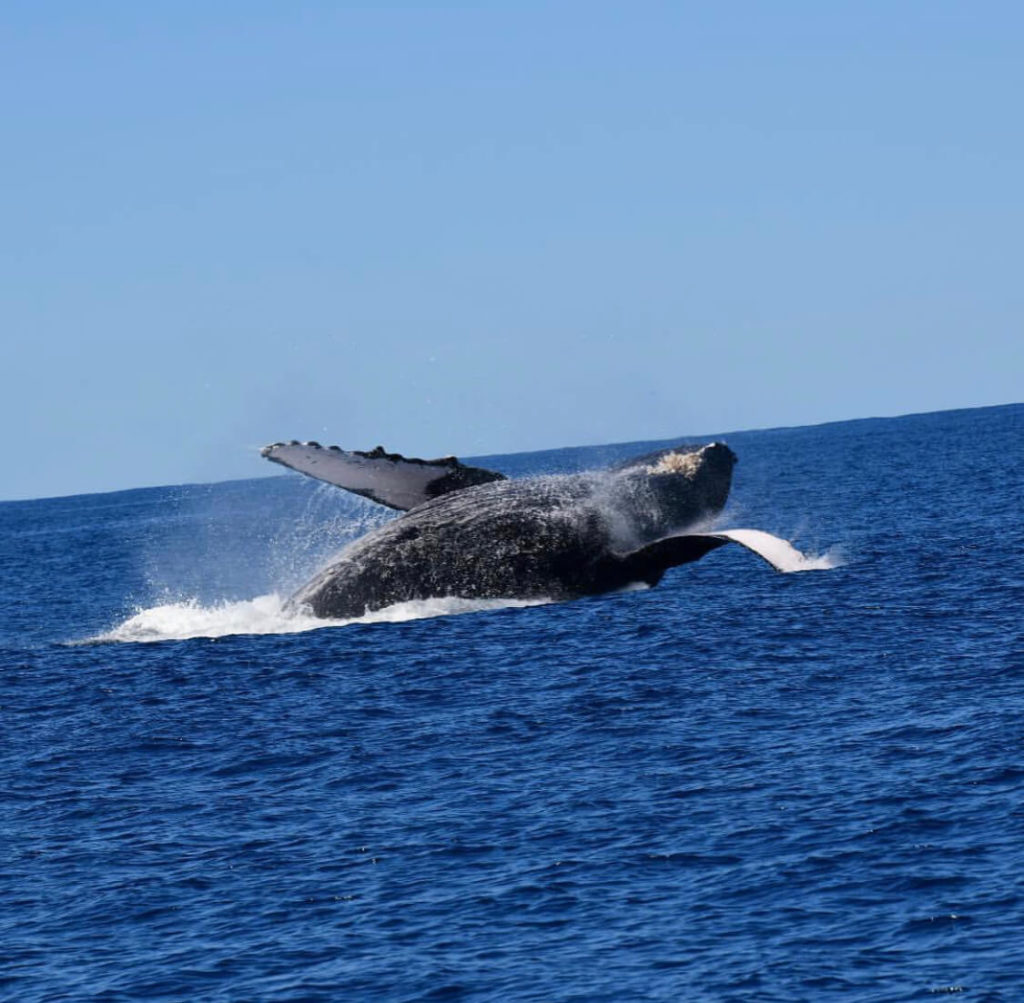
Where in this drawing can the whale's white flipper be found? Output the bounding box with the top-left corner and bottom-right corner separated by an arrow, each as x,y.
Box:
261,442 -> 505,511
618,527 -> 825,584
703,528 -> 820,573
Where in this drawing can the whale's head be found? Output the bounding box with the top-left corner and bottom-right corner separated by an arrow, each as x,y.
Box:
612,442 -> 737,538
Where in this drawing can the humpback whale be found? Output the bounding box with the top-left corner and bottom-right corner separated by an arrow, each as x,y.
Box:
262,439 -> 819,619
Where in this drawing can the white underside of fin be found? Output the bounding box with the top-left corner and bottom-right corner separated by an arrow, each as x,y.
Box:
262,443 -> 449,511
706,528 -> 834,573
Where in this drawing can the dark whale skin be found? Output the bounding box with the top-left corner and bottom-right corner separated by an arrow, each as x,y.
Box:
289,443 -> 737,618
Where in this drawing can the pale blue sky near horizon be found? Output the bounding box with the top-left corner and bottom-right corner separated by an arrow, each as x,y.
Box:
3,2 -> 1021,500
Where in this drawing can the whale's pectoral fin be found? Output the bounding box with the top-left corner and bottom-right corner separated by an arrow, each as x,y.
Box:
616,534 -> 730,585
261,441 -> 505,511
618,527 -> 822,585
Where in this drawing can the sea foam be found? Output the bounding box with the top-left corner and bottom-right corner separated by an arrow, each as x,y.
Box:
94,593 -> 549,644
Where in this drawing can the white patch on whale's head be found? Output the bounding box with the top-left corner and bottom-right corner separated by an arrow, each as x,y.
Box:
645,451 -> 702,477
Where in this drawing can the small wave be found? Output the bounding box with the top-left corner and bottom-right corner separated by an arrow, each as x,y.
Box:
90,593 -> 550,644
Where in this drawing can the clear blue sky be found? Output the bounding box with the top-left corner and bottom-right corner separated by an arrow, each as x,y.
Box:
3,2 -> 1021,500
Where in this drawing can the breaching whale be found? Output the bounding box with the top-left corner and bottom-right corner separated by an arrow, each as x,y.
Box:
262,438 -> 820,619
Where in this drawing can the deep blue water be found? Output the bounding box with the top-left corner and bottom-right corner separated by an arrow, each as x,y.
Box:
2,404 -> 1022,1001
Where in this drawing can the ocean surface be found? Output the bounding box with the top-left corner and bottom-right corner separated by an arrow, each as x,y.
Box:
2,404 -> 1022,1002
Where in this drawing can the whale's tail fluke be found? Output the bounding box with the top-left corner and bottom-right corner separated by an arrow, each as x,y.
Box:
617,527 -> 828,585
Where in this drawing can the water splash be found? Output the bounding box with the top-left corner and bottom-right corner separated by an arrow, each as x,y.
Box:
90,593 -> 550,644
800,544 -> 846,571
264,487 -> 394,594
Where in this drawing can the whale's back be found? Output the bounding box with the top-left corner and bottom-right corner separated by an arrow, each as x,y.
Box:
290,477 -> 606,617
